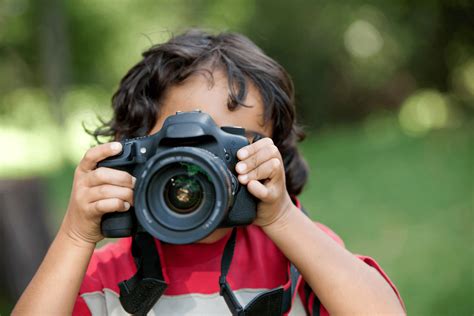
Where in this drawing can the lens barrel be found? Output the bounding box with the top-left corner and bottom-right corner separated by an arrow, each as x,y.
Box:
134,147 -> 233,244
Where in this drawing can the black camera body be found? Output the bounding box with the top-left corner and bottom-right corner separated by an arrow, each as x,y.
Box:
98,111 -> 257,244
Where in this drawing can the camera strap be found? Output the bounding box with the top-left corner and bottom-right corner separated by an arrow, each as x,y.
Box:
118,232 -> 168,316
219,228 -> 300,316
119,228 -> 306,316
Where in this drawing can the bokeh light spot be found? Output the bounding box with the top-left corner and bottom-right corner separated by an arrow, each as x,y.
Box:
0,126 -> 62,177
398,90 -> 450,136
344,19 -> 384,58
461,59 -> 474,97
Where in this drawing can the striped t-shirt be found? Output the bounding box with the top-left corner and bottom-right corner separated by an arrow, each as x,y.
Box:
73,223 -> 402,315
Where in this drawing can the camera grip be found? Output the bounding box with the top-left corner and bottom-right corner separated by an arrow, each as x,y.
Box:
224,187 -> 257,226
101,211 -> 135,237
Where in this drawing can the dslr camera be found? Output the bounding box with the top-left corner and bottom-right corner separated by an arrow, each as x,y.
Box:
98,111 -> 257,244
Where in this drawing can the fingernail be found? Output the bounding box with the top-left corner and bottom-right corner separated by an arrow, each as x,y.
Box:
238,149 -> 248,159
124,202 -> 130,210
236,162 -> 246,173
132,177 -> 136,187
111,142 -> 122,152
239,174 -> 248,182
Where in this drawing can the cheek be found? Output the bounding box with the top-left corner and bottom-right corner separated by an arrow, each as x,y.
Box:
150,120 -> 164,135
149,108 -> 175,135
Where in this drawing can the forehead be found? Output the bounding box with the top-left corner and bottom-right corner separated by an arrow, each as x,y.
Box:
150,70 -> 272,137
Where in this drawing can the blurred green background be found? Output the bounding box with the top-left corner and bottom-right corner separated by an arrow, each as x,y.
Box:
1,0 -> 473,314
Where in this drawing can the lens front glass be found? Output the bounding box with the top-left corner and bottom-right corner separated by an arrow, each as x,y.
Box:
164,174 -> 203,214
145,160 -> 216,232
136,147 -> 234,244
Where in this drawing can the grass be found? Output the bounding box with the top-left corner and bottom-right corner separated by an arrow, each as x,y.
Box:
299,117 -> 473,315
3,116 -> 472,315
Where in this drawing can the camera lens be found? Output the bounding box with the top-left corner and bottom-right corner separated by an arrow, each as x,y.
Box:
134,147 -> 235,244
164,175 -> 203,214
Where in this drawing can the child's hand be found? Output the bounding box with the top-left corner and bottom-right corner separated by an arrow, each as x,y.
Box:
236,138 -> 293,227
61,142 -> 135,245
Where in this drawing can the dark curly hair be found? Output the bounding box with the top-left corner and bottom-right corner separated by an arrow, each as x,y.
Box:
91,29 -> 308,195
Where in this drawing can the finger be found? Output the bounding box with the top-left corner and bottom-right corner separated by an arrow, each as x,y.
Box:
247,179 -> 280,202
78,142 -> 122,172
90,198 -> 130,215
237,137 -> 274,160
236,144 -> 280,175
238,158 -> 282,185
247,180 -> 270,201
88,167 -> 136,188
88,185 -> 134,205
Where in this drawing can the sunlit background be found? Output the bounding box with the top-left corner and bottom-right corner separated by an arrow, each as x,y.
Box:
1,0 -> 473,314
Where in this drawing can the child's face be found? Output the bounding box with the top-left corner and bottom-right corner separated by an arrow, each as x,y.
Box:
150,70 -> 272,139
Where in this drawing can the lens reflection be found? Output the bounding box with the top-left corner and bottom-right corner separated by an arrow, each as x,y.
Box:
164,175 -> 203,214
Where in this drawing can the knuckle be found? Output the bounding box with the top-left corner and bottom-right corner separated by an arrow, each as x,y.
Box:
123,172 -> 133,185
264,145 -> 275,158
245,145 -> 254,156
264,137 -> 274,145
85,202 -> 94,215
98,185 -> 107,196
270,145 -> 279,156
83,149 -> 94,163
113,170 -> 126,183
91,201 -> 100,213
117,187 -> 126,199
255,166 -> 260,179
269,190 -> 277,200
272,158 -> 281,169
95,167 -> 107,182
115,199 -> 125,210
251,141 -> 260,151
249,169 -> 257,179
252,154 -> 259,167
260,188 -> 269,199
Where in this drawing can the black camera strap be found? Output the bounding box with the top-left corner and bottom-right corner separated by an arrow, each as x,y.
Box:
118,232 -> 168,315
219,228 -> 300,316
119,228 -> 303,315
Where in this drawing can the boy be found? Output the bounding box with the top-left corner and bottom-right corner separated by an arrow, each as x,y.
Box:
13,30 -> 405,315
